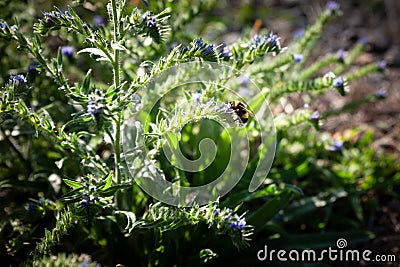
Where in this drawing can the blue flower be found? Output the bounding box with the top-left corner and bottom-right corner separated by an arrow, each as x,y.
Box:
142,11 -> 156,28
310,111 -> 320,121
332,76 -> 344,87
89,185 -> 97,192
375,88 -> 386,99
377,60 -> 386,71
219,44 -> 232,59
192,90 -> 202,104
87,101 -> 104,115
87,90 -> 104,115
229,215 -> 246,230
44,12 -> 56,22
292,28 -> 304,39
1,21 -> 7,30
326,1 -> 339,11
93,15 -> 105,26
10,25 -> 18,33
337,49 -> 344,61
263,33 -> 278,46
213,209 -> 220,216
293,54 -> 303,63
28,203 -> 36,213
61,46 -> 75,57
28,62 -> 40,74
182,45 -> 189,53
194,38 -> 204,50
254,34 -> 261,45
9,74 -> 27,87
358,37 -> 368,45
79,199 -> 89,207
203,44 -> 214,54
328,140 -> 343,152
274,214 -> 284,221
38,198 -> 43,206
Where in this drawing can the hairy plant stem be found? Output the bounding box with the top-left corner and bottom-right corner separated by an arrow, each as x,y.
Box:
111,0 -> 122,185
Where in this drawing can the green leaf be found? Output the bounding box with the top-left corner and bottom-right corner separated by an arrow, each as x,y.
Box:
165,131 -> 180,150
247,190 -> 292,231
81,69 -> 92,95
63,178 -> 82,189
78,48 -> 110,62
101,172 -> 113,190
115,211 -> 136,233
57,47 -> 63,69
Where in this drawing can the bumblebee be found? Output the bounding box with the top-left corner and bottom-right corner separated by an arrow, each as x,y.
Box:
229,101 -> 254,124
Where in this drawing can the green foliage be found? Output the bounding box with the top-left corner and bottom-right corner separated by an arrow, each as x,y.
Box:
0,0 -> 396,266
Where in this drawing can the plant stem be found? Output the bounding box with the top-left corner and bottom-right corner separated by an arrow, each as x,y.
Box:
111,0 -> 122,184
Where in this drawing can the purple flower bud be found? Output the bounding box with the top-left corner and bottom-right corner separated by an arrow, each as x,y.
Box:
93,15 -> 105,26
10,24 -> 18,32
61,46 -> 75,57
28,62 -> 40,74
377,60 -> 386,71
328,140 -> 343,152
293,54 -> 303,63
358,37 -> 369,45
326,1 -> 339,11
1,21 -> 7,30
337,49 -> 344,61
375,88 -> 386,99
310,111 -> 320,121
79,199 -> 89,207
89,185 -> 97,191
194,38 -> 203,50
219,44 -> 231,59
28,203 -> 36,213
292,28 -> 304,39
263,33 -> 278,46
254,34 -> 261,45
229,218 -> 246,230
192,90 -> 202,104
332,76 -> 344,87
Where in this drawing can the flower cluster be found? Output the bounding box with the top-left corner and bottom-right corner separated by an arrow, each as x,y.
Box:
87,89 -> 104,115
181,38 -> 218,61
9,74 -> 27,87
142,11 -> 157,28
213,208 -> 247,230
0,20 -> 19,40
79,191 -> 97,207
35,10 -> 73,34
252,33 -> 278,49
